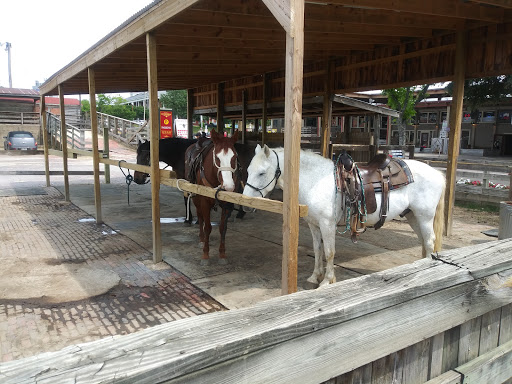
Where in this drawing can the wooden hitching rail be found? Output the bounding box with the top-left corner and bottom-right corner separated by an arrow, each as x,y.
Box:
1,239 -> 511,383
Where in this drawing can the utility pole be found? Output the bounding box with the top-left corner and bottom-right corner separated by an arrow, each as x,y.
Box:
0,42 -> 12,88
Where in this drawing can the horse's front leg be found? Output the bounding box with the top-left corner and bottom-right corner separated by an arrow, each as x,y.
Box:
319,222 -> 337,287
305,223 -> 324,289
218,203 -> 233,265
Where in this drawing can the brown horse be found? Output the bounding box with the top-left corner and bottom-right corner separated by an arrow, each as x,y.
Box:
185,129 -> 240,265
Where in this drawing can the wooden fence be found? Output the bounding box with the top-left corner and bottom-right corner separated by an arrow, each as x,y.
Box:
97,112 -> 147,146
46,112 -> 85,149
0,111 -> 39,125
1,239 -> 510,383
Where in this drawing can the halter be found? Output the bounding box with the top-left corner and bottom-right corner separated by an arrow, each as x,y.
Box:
245,150 -> 281,197
137,148 -> 170,182
212,145 -> 238,181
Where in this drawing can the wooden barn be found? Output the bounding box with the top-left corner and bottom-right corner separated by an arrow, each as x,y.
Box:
7,1 -> 511,382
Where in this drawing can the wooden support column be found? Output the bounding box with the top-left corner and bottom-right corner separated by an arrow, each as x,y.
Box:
241,89 -> 247,143
58,85 -> 70,202
147,32 -> 162,263
321,60 -> 334,158
262,73 -> 269,145
217,82 -> 225,133
282,0 -> 304,295
88,68 -> 103,224
103,114 -> 111,184
444,29 -> 467,236
187,89 -> 194,138
41,95 -> 50,187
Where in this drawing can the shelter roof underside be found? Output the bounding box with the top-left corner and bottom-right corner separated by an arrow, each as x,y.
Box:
40,0 -> 512,102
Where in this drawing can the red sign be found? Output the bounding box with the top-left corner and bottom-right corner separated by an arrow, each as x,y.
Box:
160,110 -> 173,139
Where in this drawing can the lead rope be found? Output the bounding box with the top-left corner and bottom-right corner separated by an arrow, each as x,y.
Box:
118,160 -> 133,205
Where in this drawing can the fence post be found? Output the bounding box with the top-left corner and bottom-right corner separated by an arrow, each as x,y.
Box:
483,170 -> 489,189
103,125 -> 110,184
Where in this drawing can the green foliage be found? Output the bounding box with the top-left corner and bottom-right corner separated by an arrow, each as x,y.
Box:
95,94 -> 138,121
160,90 -> 187,118
383,85 -> 430,145
447,75 -> 512,114
81,99 -> 90,114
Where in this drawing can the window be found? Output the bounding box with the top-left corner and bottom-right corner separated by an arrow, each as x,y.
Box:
498,110 -> 511,123
479,110 -> 496,123
351,116 -> 366,129
462,112 -> 472,123
419,112 -> 438,124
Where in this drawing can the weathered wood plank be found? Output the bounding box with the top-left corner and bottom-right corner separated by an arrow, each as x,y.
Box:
479,308 -> 501,355
402,339 -> 430,384
371,351 -> 403,384
499,303 -> 512,345
457,317 -> 481,365
436,239 -> 512,278
2,254 -> 511,384
429,332 -> 445,379
424,370 -> 462,384
457,339 -> 512,384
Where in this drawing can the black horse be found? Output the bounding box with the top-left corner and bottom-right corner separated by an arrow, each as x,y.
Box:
134,137 -> 254,225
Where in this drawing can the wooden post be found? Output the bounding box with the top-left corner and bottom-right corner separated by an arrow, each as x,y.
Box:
241,89 -> 247,143
282,0 -> 304,295
41,96 -> 50,187
58,85 -> 70,202
321,60 -> 334,158
88,67 -> 103,224
147,32 -> 162,263
262,73 -> 269,146
187,89 -> 194,138
444,29 -> 467,236
217,82 -> 225,133
102,114 -> 110,184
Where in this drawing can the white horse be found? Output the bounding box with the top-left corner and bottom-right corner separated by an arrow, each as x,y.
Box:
243,145 -> 445,288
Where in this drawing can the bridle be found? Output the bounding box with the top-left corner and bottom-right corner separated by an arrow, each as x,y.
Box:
212,146 -> 238,182
245,150 -> 281,197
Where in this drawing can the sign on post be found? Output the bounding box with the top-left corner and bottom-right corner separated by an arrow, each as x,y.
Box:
160,109 -> 174,138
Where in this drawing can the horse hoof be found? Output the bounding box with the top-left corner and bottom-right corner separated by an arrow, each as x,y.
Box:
303,281 -> 319,290
200,259 -> 209,266
218,258 -> 228,265
183,221 -> 192,227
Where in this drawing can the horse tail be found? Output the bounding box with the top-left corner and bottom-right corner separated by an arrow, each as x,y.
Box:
433,181 -> 445,253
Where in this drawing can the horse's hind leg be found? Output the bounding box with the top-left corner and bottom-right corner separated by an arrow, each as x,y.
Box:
305,223 -> 324,289
218,204 -> 233,265
405,211 -> 434,258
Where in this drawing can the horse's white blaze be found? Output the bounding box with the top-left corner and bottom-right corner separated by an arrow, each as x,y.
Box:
217,148 -> 236,192
243,146 -> 445,287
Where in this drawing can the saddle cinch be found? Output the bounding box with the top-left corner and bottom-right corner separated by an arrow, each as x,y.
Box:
336,152 -> 414,243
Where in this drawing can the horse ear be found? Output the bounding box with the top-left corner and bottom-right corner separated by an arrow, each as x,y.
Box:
210,129 -> 218,140
255,144 -> 262,154
263,144 -> 271,157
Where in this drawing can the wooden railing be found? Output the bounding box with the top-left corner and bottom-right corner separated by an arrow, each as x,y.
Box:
0,111 -> 40,125
46,112 -> 85,149
97,112 -> 148,146
1,239 -> 510,383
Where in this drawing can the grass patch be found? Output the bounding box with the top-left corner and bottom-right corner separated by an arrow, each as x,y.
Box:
455,200 -> 500,213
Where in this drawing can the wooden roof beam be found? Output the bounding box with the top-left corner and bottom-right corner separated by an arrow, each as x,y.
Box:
323,0 -> 504,22
40,0 -> 201,95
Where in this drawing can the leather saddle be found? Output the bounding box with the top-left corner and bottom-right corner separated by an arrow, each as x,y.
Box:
336,152 -> 414,242
185,138 -> 213,185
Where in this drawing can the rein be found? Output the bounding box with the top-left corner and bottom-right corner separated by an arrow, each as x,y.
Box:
246,150 -> 281,197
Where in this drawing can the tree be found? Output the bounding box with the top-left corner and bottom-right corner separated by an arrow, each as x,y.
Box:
81,99 -> 90,114
383,85 -> 430,145
446,75 -> 512,121
160,90 -> 187,118
95,94 -> 136,120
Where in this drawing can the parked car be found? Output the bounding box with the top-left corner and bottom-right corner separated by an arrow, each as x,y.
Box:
3,131 -> 37,152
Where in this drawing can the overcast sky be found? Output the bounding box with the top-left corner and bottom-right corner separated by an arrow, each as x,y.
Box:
0,0 -> 154,94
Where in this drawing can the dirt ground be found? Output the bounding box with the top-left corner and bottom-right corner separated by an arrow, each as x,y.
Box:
453,205 -> 500,227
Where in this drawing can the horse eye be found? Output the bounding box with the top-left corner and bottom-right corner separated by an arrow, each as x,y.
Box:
259,172 -> 265,177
